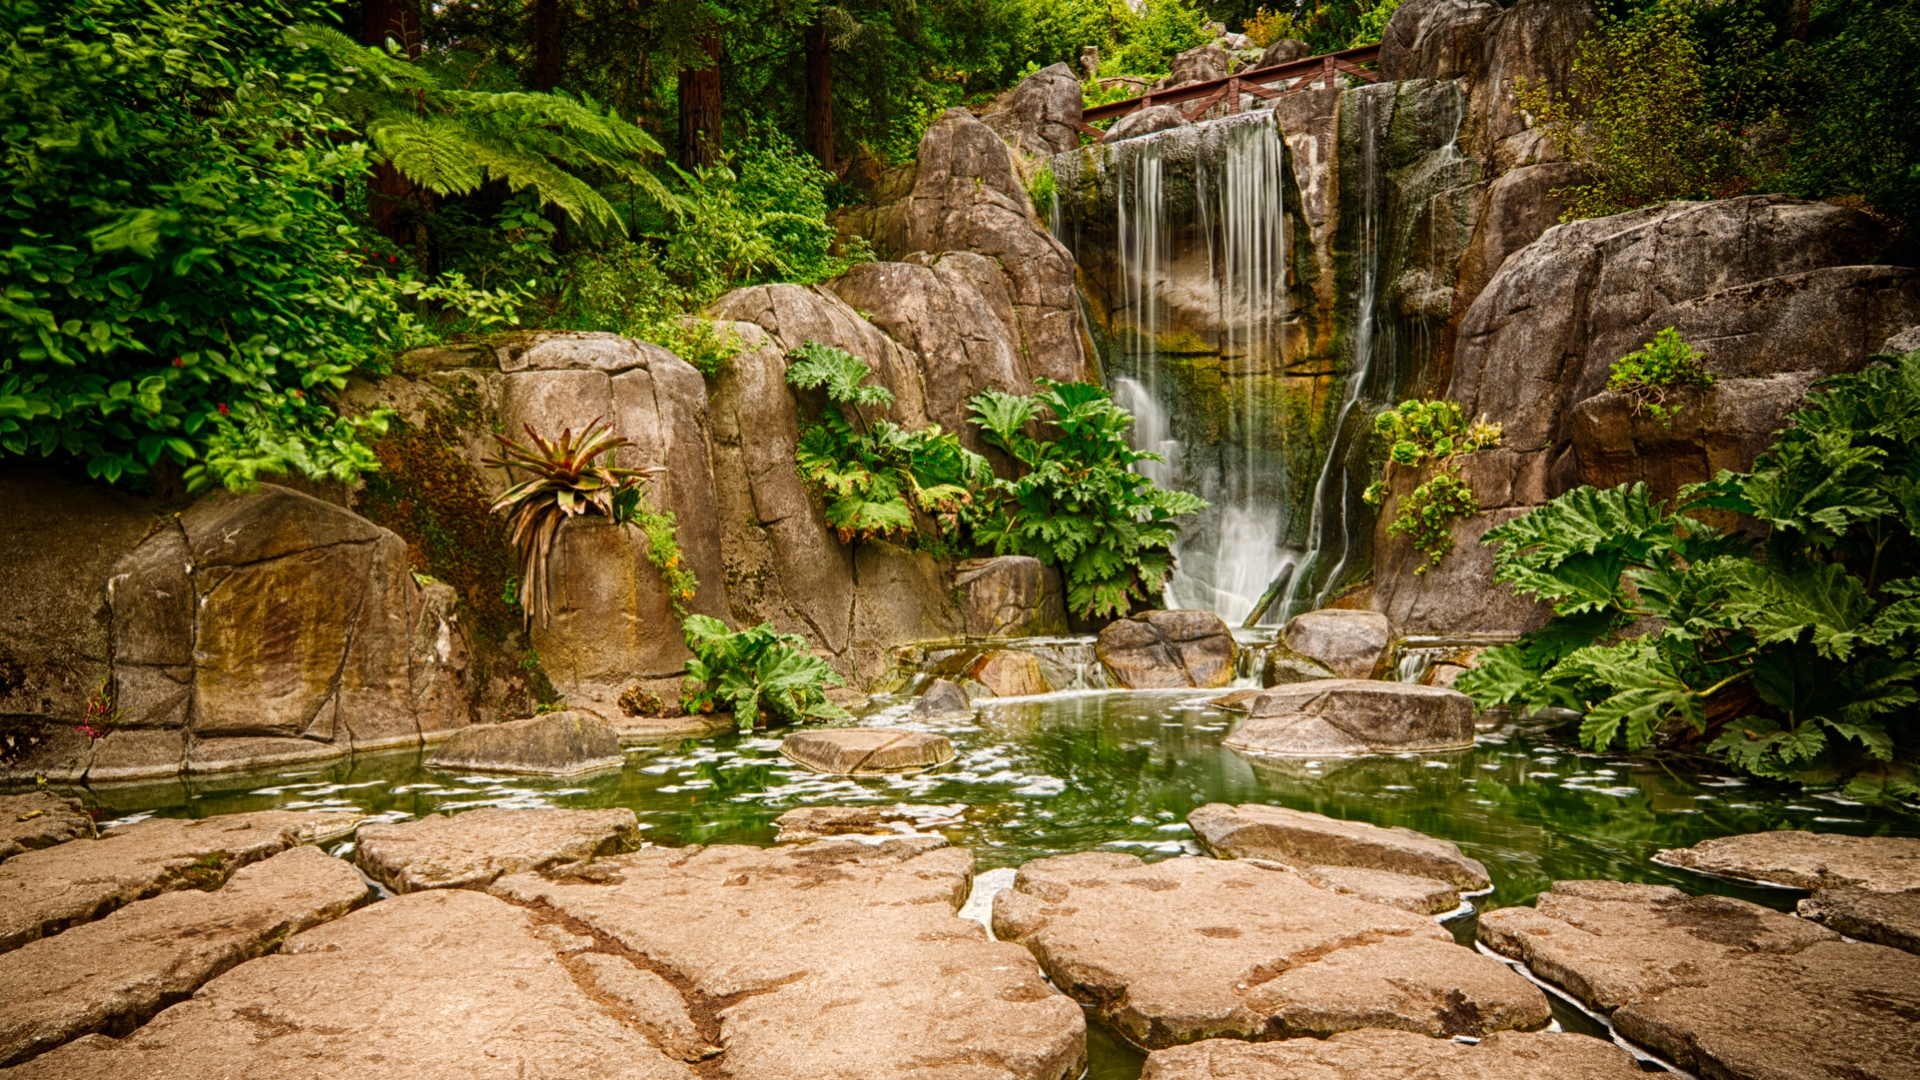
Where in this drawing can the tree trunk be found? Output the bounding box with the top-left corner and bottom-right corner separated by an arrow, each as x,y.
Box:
803,21 -> 835,171
532,0 -> 565,92
678,34 -> 724,170
361,0 -> 422,247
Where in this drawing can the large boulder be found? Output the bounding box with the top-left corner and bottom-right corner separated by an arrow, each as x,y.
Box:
909,677 -> 975,720
1652,830 -> 1920,892
980,63 -> 1085,157
1096,610 -> 1237,689
1157,43 -> 1231,90
967,650 -> 1053,697
1141,1028 -> 1642,1080
954,556 -> 1067,638
354,808 -> 643,893
425,711 -> 623,777
1281,609 -> 1391,680
1379,0 -> 1498,80
1225,681 -> 1475,755
1256,38 -> 1312,67
992,852 -> 1547,1049
1102,104 -> 1192,144
1189,803 -> 1491,889
1460,0 -> 1599,175
780,728 -> 956,774
0,795 -> 92,863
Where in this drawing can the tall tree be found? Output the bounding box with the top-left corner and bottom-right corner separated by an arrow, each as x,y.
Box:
532,0 -> 566,91
803,19 -> 835,170
679,32 -> 724,168
361,0 -> 421,246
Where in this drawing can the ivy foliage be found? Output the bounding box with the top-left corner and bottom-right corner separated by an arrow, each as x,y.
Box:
1607,327 -> 1715,426
1362,399 -> 1502,573
681,615 -> 849,733
1457,350 -> 1920,801
969,380 -> 1207,618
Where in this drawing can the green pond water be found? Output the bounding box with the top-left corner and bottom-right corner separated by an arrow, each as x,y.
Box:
30,688 -> 1920,1078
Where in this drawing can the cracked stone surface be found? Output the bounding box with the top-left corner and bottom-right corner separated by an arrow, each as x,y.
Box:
494,837 -> 1086,1080
572,953 -> 718,1062
1653,830 -> 1920,892
779,728 -> 955,774
1141,1028 -> 1643,1080
1798,887 -> 1920,954
0,846 -> 368,1066
0,797 -> 91,864
1190,803 -> 1491,889
991,852 -> 1547,1050
2,888 -> 697,1080
354,807 -> 643,893
0,811 -> 362,955
1297,865 -> 1460,915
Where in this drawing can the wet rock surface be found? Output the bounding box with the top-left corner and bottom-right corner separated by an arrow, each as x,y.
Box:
0,845 -> 367,1065
494,838 -> 1086,1080
1225,681 -> 1475,755
1281,610 -> 1391,680
1189,803 -> 1491,889
910,677 -> 975,719
425,711 -> 624,776
770,803 -> 962,842
1096,610 -> 1236,689
0,811 -> 361,955
1654,829 -> 1920,891
0,797 -> 92,863
779,728 -> 956,773
1141,1028 -> 1642,1080
955,556 -> 1067,638
992,852 -> 1547,1050
354,807 -> 643,893
969,649 -> 1054,697
1261,647 -> 1339,686
1796,887 -> 1920,954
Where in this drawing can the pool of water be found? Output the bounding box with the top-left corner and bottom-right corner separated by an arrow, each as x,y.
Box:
27,688 -> 1920,1076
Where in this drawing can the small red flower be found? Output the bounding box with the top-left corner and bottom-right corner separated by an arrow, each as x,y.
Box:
216,403 -> 228,415
291,389 -> 303,398
171,357 -> 183,367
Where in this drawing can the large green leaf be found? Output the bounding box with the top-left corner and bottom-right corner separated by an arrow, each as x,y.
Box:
1715,559 -> 1875,659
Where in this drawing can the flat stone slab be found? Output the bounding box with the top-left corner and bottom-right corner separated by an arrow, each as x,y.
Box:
0,796 -> 92,863
1226,681 -> 1475,755
771,803 -> 964,842
1190,803 -> 1491,890
0,845 -> 367,1065
1653,829 -> 1920,891
1298,865 -> 1461,915
495,838 -> 1085,1080
5,888 -> 698,1080
426,711 -> 623,776
992,852 -> 1547,1050
1798,887 -> 1920,954
355,807 -> 643,893
1142,1028 -> 1643,1080
0,811 -> 362,955
779,728 -> 955,774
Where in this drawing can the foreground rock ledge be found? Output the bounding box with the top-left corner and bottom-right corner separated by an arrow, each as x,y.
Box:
1226,681 -> 1475,755
1189,803 -> 1491,890
1653,829 -> 1920,891
0,796 -> 92,863
426,711 -> 624,776
992,852 -> 1547,1050
780,728 -> 956,774
355,807 -> 643,893
495,838 -> 1086,1080
1797,886 -> 1920,954
1141,1028 -> 1643,1080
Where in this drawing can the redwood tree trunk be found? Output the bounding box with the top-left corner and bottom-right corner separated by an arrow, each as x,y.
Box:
678,34 -> 724,170
532,0 -> 565,92
362,0 -> 422,248
803,21 -> 835,171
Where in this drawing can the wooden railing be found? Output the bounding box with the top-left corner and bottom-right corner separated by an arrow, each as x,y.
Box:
1079,43 -> 1382,135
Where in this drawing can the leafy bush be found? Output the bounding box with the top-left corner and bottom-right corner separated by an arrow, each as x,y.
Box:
1347,0 -> 1403,47
681,615 -> 849,733
1457,350 -> 1920,800
1028,166 -> 1059,215
786,341 -> 990,542
968,380 -> 1207,618
1102,0 -> 1212,78
1362,400 -> 1502,573
1242,7 -> 1305,48
1607,327 -> 1715,426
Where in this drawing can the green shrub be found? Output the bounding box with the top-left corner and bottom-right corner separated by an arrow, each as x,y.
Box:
681,615 -> 849,733
1362,400 -> 1502,573
1607,327 -> 1715,426
1028,166 -> 1059,215
1103,0 -> 1212,79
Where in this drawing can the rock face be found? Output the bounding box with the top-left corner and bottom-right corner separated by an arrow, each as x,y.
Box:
1798,888 -> 1920,955
0,845 -> 367,1066
956,556 -> 1067,637
1379,0 -> 1497,80
354,808 -> 642,893
1141,1028 -> 1642,1080
1189,803 -> 1491,889
910,677 -> 974,720
1096,611 -> 1237,689
968,649 -> 1054,697
5,888 -> 701,1080
0,811 -> 360,955
993,852 -> 1547,1049
0,796 -> 92,862
1281,610 -> 1391,680
780,728 -> 956,773
425,711 -> 623,776
1653,830 -> 1920,891
493,839 -> 1087,1080
1225,681 -> 1475,755
981,63 -> 1085,156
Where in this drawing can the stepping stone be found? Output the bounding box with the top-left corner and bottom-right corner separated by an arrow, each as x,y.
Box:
1797,887 -> 1920,954
426,711 -> 624,776
1225,680 -> 1475,755
1142,1028 -> 1643,1080
1281,609 -> 1391,680
910,677 -> 974,719
1297,865 -> 1460,916
0,811 -> 362,955
771,803 -> 964,842
1190,803 -> 1491,890
495,838 -> 1085,1080
4,889 -> 698,1080
779,728 -> 954,774
1653,829 -> 1920,891
991,852 -> 1547,1050
355,808 -> 643,894
0,846 -> 367,1066
1096,610 -> 1236,689
0,796 -> 92,863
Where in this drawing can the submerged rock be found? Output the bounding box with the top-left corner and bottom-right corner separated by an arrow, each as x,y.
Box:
1653,829 -> 1920,892
1189,803 -> 1491,890
1798,888 -> 1920,955
425,711 -> 623,777
1096,610 -> 1236,689
780,728 -> 956,774
955,556 -> 1067,638
1141,1028 -> 1642,1080
0,846 -> 367,1066
992,852 -> 1547,1050
355,808 -> 643,894
910,677 -> 975,720
1281,610 -> 1391,680
1225,680 -> 1475,755
0,795 -> 92,863
969,649 -> 1054,697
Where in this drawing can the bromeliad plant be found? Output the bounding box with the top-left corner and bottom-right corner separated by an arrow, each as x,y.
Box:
1456,350 -> 1920,800
968,380 -> 1207,619
1362,399 -> 1502,573
681,615 -> 849,733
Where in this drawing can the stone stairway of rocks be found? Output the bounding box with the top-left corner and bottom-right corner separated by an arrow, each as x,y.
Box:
0,791 -> 1913,1080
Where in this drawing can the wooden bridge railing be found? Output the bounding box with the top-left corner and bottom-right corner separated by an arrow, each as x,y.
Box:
1078,43 -> 1382,136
